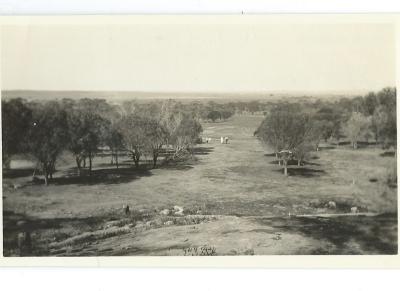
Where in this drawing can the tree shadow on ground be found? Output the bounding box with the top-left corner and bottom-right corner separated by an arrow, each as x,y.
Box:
264,153 -> 278,157
192,147 -> 214,156
380,151 -> 396,157
288,167 -> 325,177
318,145 -> 336,151
303,160 -> 321,166
272,167 -> 325,177
256,214 -> 398,254
310,155 -> 320,160
50,167 -> 153,186
3,168 -> 34,179
3,210 -> 140,256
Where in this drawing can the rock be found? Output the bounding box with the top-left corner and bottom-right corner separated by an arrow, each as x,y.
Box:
351,206 -> 358,213
173,205 -> 184,215
160,209 -> 170,215
327,201 -> 336,209
164,220 -> 174,226
196,210 -> 202,215
146,221 -> 153,227
173,205 -> 184,212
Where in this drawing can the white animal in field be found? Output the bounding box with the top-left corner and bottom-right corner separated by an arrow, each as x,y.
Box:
351,206 -> 358,213
220,136 -> 224,144
327,201 -> 336,209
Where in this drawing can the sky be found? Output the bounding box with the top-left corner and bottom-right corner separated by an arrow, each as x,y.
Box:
1,21 -> 396,93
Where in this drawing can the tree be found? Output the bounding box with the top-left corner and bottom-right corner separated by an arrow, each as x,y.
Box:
343,112 -> 371,149
220,110 -> 234,120
371,106 -> 387,145
143,119 -> 168,168
376,87 -> 396,149
103,121 -> 124,169
314,106 -> 342,142
247,101 -> 261,114
26,102 -> 69,185
66,106 -> 107,176
363,92 -> 378,116
118,115 -> 148,168
207,110 -> 221,122
377,87 -> 396,109
1,98 -> 32,169
255,104 -> 315,176
169,114 -> 203,160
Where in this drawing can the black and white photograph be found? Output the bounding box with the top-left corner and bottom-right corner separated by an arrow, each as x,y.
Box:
1,15 -> 398,258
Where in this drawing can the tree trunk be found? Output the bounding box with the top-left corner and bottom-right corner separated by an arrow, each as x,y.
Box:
283,161 -> 288,176
153,152 -> 158,169
76,156 -> 82,176
88,152 -> 92,175
3,157 -> 11,170
83,157 -> 86,168
298,159 -> 301,166
44,172 -> 49,186
353,141 -> 358,149
115,151 -> 119,169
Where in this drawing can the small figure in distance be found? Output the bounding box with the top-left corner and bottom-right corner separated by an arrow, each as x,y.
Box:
123,204 -> 130,215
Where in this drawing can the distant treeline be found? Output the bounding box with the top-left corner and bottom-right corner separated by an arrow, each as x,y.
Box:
2,87 -> 396,182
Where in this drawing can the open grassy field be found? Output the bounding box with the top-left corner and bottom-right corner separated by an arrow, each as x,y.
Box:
2,114 -> 397,256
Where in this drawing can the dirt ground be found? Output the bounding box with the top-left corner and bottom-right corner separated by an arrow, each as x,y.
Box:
2,114 -> 398,256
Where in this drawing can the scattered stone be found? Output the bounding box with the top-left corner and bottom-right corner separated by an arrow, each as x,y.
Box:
173,205 -> 184,215
160,209 -> 170,215
164,220 -> 174,226
351,206 -> 359,213
327,201 -> 336,209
